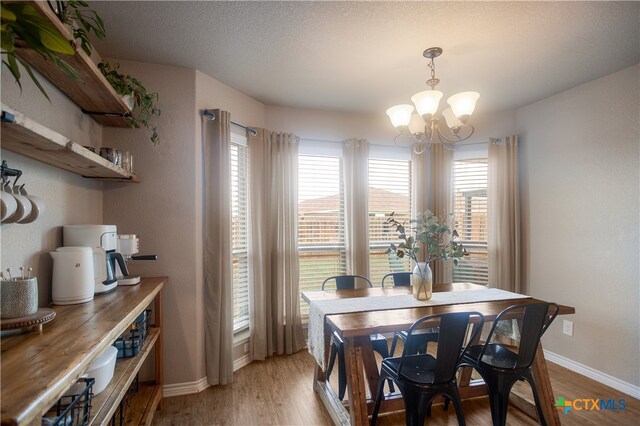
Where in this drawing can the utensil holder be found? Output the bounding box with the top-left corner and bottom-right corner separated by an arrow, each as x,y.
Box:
1,277 -> 38,319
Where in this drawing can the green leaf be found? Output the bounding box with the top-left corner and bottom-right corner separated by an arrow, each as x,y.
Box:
16,55 -> 51,101
1,26 -> 14,52
1,5 -> 16,22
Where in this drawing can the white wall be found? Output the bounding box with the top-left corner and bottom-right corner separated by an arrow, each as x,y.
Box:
1,70 -> 103,305
517,65 -> 639,386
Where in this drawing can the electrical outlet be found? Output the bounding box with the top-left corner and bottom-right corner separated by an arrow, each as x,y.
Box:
562,320 -> 574,336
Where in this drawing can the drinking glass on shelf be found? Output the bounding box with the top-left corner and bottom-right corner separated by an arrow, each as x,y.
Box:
121,151 -> 133,173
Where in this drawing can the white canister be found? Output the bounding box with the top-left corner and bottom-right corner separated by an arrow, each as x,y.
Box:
0,277 -> 38,319
51,247 -> 95,305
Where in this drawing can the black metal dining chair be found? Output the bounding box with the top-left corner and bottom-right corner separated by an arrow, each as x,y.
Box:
381,272 -> 412,287
322,275 -> 391,400
371,311 -> 484,426
459,302 -> 559,426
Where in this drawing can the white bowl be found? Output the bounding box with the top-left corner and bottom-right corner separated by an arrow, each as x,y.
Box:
85,345 -> 118,395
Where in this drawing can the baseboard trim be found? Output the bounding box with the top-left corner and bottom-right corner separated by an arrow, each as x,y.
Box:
544,350 -> 640,399
234,353 -> 251,371
163,355 -> 252,398
163,377 -> 209,398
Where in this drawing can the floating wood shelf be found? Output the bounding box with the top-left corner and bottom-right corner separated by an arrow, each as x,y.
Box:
8,0 -> 132,127
1,104 -> 140,183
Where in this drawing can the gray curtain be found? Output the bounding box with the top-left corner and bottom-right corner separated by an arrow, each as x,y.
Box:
429,143 -> 454,283
203,109 -> 234,385
488,135 -> 521,293
343,138 -> 370,281
248,130 -> 305,359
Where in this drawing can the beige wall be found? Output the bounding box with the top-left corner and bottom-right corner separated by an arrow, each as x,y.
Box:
266,105 -> 516,145
517,65 -> 639,386
101,60 -> 200,386
1,71 -> 103,305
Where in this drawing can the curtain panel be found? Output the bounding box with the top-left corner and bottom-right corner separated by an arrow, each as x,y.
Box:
488,135 -> 521,293
429,144 -> 454,283
202,109 -> 234,385
411,148 -> 429,263
343,139 -> 370,281
248,130 -> 305,359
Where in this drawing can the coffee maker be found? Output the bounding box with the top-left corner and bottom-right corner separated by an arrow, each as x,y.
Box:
115,234 -> 157,285
63,225 -> 127,294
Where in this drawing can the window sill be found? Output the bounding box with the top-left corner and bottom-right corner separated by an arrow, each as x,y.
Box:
234,328 -> 249,346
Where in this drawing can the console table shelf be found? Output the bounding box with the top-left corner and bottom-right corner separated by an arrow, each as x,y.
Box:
1,104 -> 140,183
0,277 -> 166,426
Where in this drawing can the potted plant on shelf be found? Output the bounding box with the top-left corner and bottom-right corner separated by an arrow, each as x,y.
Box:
52,0 -> 106,56
98,61 -> 161,144
1,2 -> 79,101
386,210 -> 468,300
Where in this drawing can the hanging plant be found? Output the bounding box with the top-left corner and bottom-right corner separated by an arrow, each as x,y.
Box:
98,61 -> 161,144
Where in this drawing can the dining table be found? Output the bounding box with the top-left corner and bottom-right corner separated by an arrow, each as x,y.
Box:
302,283 -> 576,426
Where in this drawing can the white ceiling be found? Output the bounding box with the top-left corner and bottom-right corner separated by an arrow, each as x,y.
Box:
91,1 -> 639,115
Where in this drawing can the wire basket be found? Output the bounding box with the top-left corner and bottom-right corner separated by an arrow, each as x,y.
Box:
113,310 -> 151,359
109,374 -> 139,426
42,378 -> 94,426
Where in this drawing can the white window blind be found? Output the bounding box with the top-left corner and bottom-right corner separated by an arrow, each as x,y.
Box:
368,158 -> 412,285
298,155 -> 345,315
231,142 -> 249,331
452,158 -> 488,285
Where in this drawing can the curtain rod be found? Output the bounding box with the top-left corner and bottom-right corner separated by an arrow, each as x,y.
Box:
202,109 -> 258,136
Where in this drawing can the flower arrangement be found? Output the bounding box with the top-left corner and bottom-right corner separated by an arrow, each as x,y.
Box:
386,210 -> 467,299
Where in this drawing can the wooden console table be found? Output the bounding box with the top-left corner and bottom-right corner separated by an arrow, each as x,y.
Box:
1,277 -> 166,426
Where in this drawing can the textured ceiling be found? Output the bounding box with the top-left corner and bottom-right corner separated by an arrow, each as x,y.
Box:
90,1 -> 640,115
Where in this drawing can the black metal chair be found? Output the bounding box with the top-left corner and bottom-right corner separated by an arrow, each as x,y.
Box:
381,272 -> 412,287
371,311 -> 484,426
459,302 -> 559,426
322,275 -> 391,400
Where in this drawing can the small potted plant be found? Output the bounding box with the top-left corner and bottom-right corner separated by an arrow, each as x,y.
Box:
98,61 -> 161,144
53,0 -> 106,56
386,210 -> 467,300
1,2 -> 79,101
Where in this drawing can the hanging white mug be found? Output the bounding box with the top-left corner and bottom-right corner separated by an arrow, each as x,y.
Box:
1,185 -> 18,223
17,185 -> 45,224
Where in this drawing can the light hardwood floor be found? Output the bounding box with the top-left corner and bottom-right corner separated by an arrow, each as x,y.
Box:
153,350 -> 638,425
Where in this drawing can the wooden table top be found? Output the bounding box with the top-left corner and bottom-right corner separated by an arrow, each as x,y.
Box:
1,277 -> 166,426
302,283 -> 575,338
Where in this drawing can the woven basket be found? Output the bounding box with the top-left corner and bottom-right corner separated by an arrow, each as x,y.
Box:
1,278 -> 38,319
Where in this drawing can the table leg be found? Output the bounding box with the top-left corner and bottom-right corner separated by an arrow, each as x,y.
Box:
344,336 -> 370,426
532,343 -> 561,425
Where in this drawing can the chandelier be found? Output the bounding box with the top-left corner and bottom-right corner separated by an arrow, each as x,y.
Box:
386,47 -> 479,154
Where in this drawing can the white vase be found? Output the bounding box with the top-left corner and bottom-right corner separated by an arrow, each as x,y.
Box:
412,262 -> 433,301
122,94 -> 135,111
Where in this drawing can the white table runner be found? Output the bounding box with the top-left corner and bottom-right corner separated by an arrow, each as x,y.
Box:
307,288 -> 531,369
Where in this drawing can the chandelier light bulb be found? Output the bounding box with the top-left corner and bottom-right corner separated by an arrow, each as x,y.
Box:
411,90 -> 443,117
386,104 -> 414,128
447,91 -> 480,118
